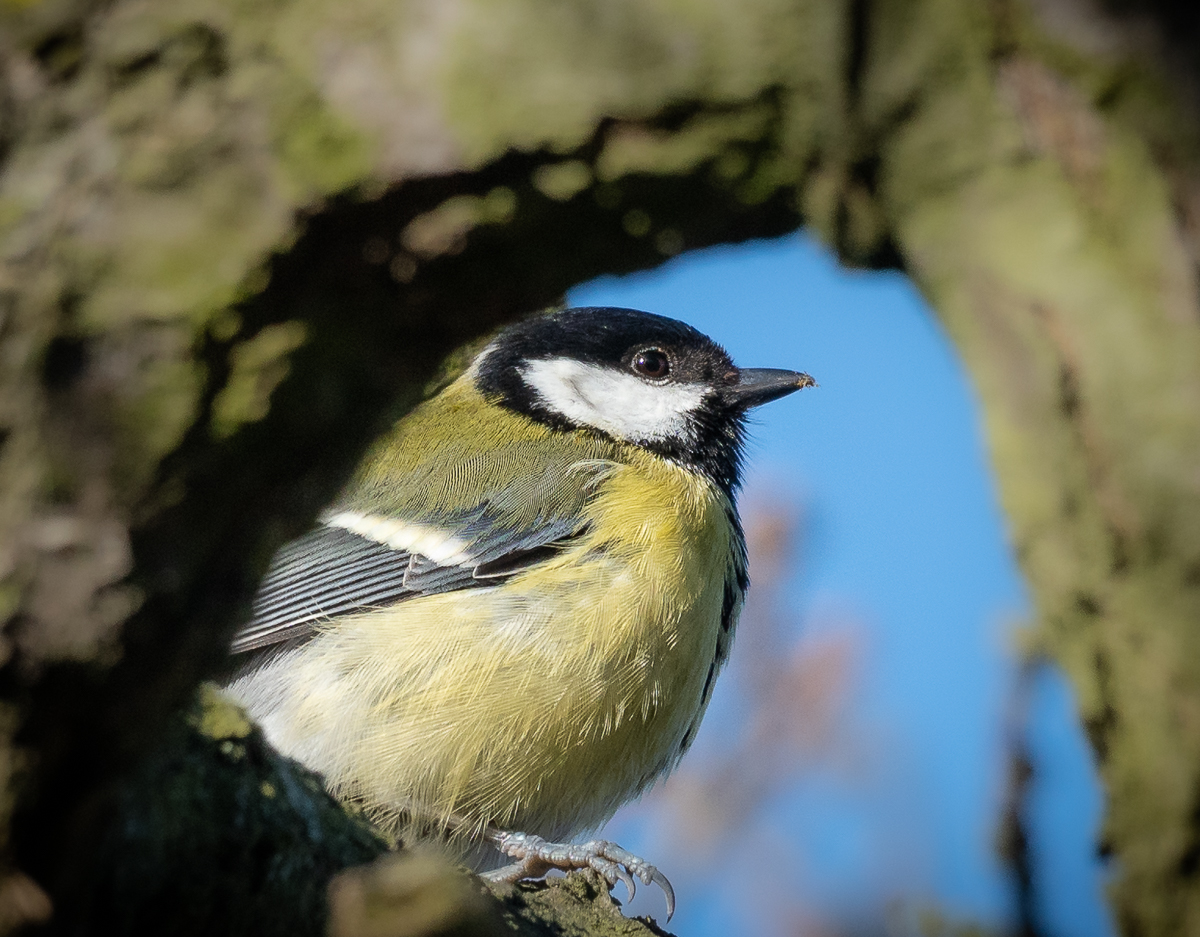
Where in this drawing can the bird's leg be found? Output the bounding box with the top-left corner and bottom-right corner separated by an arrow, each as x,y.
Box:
412,809 -> 676,920
481,829 -> 676,921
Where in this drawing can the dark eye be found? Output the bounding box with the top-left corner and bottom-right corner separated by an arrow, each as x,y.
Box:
632,348 -> 670,380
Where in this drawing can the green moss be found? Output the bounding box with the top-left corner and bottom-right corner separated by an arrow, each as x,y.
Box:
532,161 -> 592,201
78,166 -> 293,330
879,3 -> 1200,933
0,581 -> 20,633
401,190 -> 517,258
440,0 -> 836,167
77,692 -> 388,937
115,352 -> 207,497
272,91 -> 376,201
595,107 -> 776,181
192,685 -> 253,740
486,873 -> 672,937
210,321 -> 309,440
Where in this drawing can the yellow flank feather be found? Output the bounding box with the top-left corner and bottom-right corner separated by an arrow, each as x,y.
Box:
227,375 -> 741,849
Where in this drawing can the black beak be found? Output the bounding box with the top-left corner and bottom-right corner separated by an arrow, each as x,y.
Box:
723,368 -> 816,410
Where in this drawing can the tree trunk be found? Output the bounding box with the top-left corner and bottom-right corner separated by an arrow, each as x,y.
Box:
0,0 -> 1197,934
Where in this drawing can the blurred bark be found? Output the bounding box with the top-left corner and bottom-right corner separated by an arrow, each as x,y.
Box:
0,0 -> 1197,934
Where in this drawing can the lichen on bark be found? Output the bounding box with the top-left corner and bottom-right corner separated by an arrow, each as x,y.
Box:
1,0 -> 1200,934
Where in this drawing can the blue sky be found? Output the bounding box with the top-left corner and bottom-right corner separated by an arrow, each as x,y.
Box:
568,233 -> 1114,936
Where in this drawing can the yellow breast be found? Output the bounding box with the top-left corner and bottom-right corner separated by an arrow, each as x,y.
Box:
236,446 -> 741,847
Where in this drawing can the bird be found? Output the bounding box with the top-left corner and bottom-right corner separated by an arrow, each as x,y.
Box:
223,306 -> 814,918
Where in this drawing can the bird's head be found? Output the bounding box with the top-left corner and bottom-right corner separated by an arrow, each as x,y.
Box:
474,307 -> 814,493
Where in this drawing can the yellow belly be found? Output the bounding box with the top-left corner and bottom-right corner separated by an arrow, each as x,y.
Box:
229,451 -> 739,846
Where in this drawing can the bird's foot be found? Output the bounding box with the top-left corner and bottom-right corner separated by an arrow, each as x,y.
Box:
482,830 -> 675,921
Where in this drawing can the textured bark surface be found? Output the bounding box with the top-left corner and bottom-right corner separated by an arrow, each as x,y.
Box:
0,0 -> 1197,934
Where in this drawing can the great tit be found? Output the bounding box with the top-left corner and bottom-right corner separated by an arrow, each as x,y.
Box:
224,307 -> 813,916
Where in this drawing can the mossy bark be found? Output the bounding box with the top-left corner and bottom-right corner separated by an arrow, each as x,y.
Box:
0,0 -> 1197,935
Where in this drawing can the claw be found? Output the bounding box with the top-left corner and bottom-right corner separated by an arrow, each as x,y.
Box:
610,861 -> 636,903
651,868 -> 675,921
483,829 -> 675,921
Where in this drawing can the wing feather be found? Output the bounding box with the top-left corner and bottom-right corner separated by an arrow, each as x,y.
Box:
231,505 -> 589,655
233,526 -> 413,652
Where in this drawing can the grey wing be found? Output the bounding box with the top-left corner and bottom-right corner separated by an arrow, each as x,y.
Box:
230,510 -> 584,654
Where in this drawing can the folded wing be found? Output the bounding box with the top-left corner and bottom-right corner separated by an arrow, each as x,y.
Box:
231,504 -> 588,654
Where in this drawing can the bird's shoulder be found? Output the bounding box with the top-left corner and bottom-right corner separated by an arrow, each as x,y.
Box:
344,377 -> 623,525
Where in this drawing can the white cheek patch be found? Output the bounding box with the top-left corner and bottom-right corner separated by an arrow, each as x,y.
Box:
322,511 -> 471,565
520,358 -> 707,444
